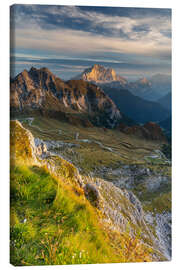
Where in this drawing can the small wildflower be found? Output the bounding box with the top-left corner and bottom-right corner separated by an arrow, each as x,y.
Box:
23,218 -> 27,223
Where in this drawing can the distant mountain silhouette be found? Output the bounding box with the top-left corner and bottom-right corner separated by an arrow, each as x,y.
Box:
101,86 -> 170,123
128,74 -> 171,101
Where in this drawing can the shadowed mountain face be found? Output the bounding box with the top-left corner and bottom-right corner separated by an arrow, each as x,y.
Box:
159,117 -> 171,132
10,67 -> 122,128
101,87 -> 170,124
157,92 -> 171,111
159,116 -> 171,142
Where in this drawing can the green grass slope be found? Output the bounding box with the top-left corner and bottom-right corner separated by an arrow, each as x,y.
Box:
10,165 -> 153,266
10,119 -> 157,265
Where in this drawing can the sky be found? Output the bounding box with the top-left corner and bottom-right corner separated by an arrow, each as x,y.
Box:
10,4 -> 171,81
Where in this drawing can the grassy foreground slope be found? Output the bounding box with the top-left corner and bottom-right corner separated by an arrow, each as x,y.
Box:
10,120 -> 154,266
12,165 -> 151,265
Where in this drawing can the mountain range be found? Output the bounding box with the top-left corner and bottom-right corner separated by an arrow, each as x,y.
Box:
10,67 -> 122,128
10,66 -> 171,140
128,74 -> 171,102
101,87 -> 170,123
75,64 -> 171,102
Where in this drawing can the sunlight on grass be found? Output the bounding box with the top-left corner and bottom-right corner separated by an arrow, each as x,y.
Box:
10,164 -> 153,266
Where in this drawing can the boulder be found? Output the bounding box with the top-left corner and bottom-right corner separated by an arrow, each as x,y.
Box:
83,183 -> 101,208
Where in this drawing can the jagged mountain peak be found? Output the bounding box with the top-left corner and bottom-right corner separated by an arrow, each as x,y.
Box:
137,77 -> 151,86
21,68 -> 29,75
29,66 -> 52,74
28,66 -> 59,80
14,69 -> 29,80
13,67 -> 60,84
73,64 -> 127,84
93,63 -> 105,70
91,64 -> 114,73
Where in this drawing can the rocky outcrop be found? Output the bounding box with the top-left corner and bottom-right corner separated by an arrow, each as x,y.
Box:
145,211 -> 171,260
83,183 -> 101,208
143,122 -> 167,141
10,120 -> 40,164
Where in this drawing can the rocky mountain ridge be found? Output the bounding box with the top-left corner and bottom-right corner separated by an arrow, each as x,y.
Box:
11,67 -> 169,141
10,67 -> 122,128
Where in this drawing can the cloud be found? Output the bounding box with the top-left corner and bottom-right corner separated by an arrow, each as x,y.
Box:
11,5 -> 171,40
11,25 -> 170,60
10,5 -> 171,59
10,5 -> 171,79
